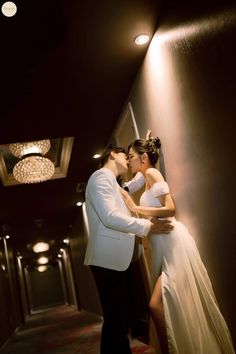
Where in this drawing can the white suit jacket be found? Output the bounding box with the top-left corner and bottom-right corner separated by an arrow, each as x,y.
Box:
84,167 -> 151,271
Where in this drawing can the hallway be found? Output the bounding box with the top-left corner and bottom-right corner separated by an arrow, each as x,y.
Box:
0,305 -> 155,354
0,1 -> 235,352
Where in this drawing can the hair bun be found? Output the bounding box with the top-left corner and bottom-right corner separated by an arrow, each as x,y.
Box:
150,137 -> 161,149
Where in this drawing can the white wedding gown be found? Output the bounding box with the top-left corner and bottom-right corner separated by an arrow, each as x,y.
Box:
140,181 -> 235,354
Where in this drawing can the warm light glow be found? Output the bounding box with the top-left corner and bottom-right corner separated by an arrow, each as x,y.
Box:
146,10 -> 236,47
10,140 -> 51,158
1,264 -> 6,271
93,154 -> 101,159
37,256 -> 49,265
134,34 -> 150,46
13,156 -> 55,184
58,254 -> 62,258
76,201 -> 83,206
5,235 -> 10,239
33,242 -> 50,253
63,238 -> 69,244
134,15 -> 221,237
38,265 -> 48,272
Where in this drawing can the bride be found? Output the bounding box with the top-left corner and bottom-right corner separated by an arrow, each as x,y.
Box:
121,132 -> 235,354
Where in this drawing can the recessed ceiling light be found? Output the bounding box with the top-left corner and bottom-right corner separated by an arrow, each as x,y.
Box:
93,154 -> 101,159
134,34 -> 150,46
37,256 -> 49,265
1,1 -> 17,17
33,242 -> 50,253
38,265 -> 47,272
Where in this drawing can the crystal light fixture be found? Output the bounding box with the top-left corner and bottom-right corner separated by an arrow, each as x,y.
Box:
9,140 -> 55,184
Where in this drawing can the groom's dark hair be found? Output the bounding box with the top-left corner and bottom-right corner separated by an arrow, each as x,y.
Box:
100,144 -> 125,167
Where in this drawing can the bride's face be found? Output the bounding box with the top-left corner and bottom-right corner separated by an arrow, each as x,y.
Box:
128,147 -> 142,174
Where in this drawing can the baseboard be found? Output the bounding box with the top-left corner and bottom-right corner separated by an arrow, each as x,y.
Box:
0,326 -> 20,352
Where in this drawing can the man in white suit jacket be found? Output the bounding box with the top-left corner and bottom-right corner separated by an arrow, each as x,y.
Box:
84,145 -> 172,354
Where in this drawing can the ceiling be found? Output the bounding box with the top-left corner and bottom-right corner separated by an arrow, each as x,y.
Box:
0,0 -> 162,265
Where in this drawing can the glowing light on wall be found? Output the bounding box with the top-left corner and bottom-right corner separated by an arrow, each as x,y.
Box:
148,9 -> 235,47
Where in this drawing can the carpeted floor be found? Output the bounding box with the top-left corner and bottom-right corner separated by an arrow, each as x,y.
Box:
0,305 -> 155,353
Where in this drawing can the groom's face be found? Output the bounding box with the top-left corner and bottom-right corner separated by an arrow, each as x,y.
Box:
114,152 -> 128,174
128,147 -> 142,174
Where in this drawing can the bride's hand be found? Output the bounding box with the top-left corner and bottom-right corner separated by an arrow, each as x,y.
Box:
119,187 -> 137,212
145,129 -> 152,140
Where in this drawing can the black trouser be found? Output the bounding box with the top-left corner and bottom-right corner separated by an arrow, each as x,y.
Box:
90,265 -> 133,354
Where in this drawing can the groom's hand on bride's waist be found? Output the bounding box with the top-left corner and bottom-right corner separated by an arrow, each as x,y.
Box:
149,218 -> 173,234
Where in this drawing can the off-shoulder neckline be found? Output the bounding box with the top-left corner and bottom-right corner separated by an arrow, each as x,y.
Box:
145,180 -> 168,191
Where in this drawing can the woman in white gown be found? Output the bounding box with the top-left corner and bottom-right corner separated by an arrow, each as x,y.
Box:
121,136 -> 235,354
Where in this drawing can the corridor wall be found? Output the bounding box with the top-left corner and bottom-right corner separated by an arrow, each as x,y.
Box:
119,1 -> 235,344
0,239 -> 22,350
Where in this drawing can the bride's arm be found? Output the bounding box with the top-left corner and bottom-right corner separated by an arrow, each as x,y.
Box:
122,172 -> 145,193
120,168 -> 175,218
121,190 -> 175,217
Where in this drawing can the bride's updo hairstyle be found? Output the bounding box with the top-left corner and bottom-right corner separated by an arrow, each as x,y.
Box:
128,137 -> 161,166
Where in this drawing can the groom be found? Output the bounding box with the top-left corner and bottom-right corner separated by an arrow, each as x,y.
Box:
84,144 -> 173,354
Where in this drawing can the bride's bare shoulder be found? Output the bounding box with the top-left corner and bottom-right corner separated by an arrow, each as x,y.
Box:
146,168 -> 164,184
